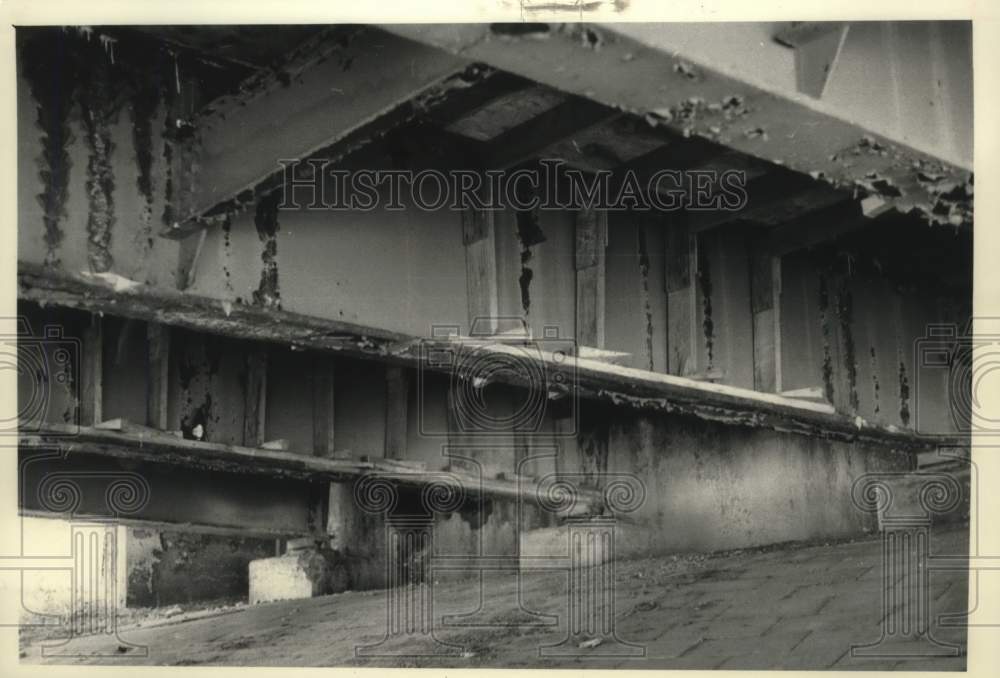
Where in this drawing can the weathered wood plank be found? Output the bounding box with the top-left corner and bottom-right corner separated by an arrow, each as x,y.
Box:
384,366 -> 409,460
664,214 -> 691,293
749,246 -> 774,315
665,215 -> 697,376
243,346 -> 268,447
575,208 -> 607,348
750,244 -> 778,393
312,356 -> 335,457
381,23 -> 972,228
576,266 -> 604,348
667,289 -> 692,376
462,205 -> 499,333
782,386 -> 826,401
146,322 -> 170,429
80,314 -> 102,426
175,229 -> 207,290
753,309 -> 777,393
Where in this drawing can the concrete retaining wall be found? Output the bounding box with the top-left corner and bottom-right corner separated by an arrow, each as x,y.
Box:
602,410 -> 909,553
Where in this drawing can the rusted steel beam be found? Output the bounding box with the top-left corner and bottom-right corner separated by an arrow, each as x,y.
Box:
145,323 -> 170,429
18,262 -> 955,451
19,424 -> 599,507
574,208 -> 608,348
243,346 -> 268,447
164,28 -> 475,237
312,356 -> 336,457
664,213 -> 696,377
379,23 -> 972,228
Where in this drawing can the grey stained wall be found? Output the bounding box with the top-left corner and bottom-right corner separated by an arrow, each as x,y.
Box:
14,28 -> 964,608
19,299 -> 913,605
16,30 -> 183,286
126,529 -> 275,608
602,408 -> 908,552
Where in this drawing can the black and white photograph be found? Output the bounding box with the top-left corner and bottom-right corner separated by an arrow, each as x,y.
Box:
1,1 -> 994,673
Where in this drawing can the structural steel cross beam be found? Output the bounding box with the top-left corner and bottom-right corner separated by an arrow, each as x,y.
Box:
379,23 -> 973,228
21,424 -> 590,507
18,262 -> 960,451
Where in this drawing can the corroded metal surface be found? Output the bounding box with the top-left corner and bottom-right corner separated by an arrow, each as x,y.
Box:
381,23 -> 973,228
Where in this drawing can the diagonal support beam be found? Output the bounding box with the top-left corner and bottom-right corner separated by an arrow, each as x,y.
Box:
164,28 -> 477,237
19,261 -> 955,452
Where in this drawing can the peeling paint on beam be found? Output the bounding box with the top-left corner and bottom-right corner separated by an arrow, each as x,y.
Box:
515,181 -> 546,315
19,262 -> 409,359
19,263 -> 956,452
252,193 -> 281,309
168,64 -> 517,237
380,23 -> 972,228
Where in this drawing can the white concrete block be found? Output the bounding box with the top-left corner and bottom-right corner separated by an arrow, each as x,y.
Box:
248,549 -> 349,604
249,555 -> 314,604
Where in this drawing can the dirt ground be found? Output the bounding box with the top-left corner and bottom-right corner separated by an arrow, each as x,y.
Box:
21,526 -> 969,670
